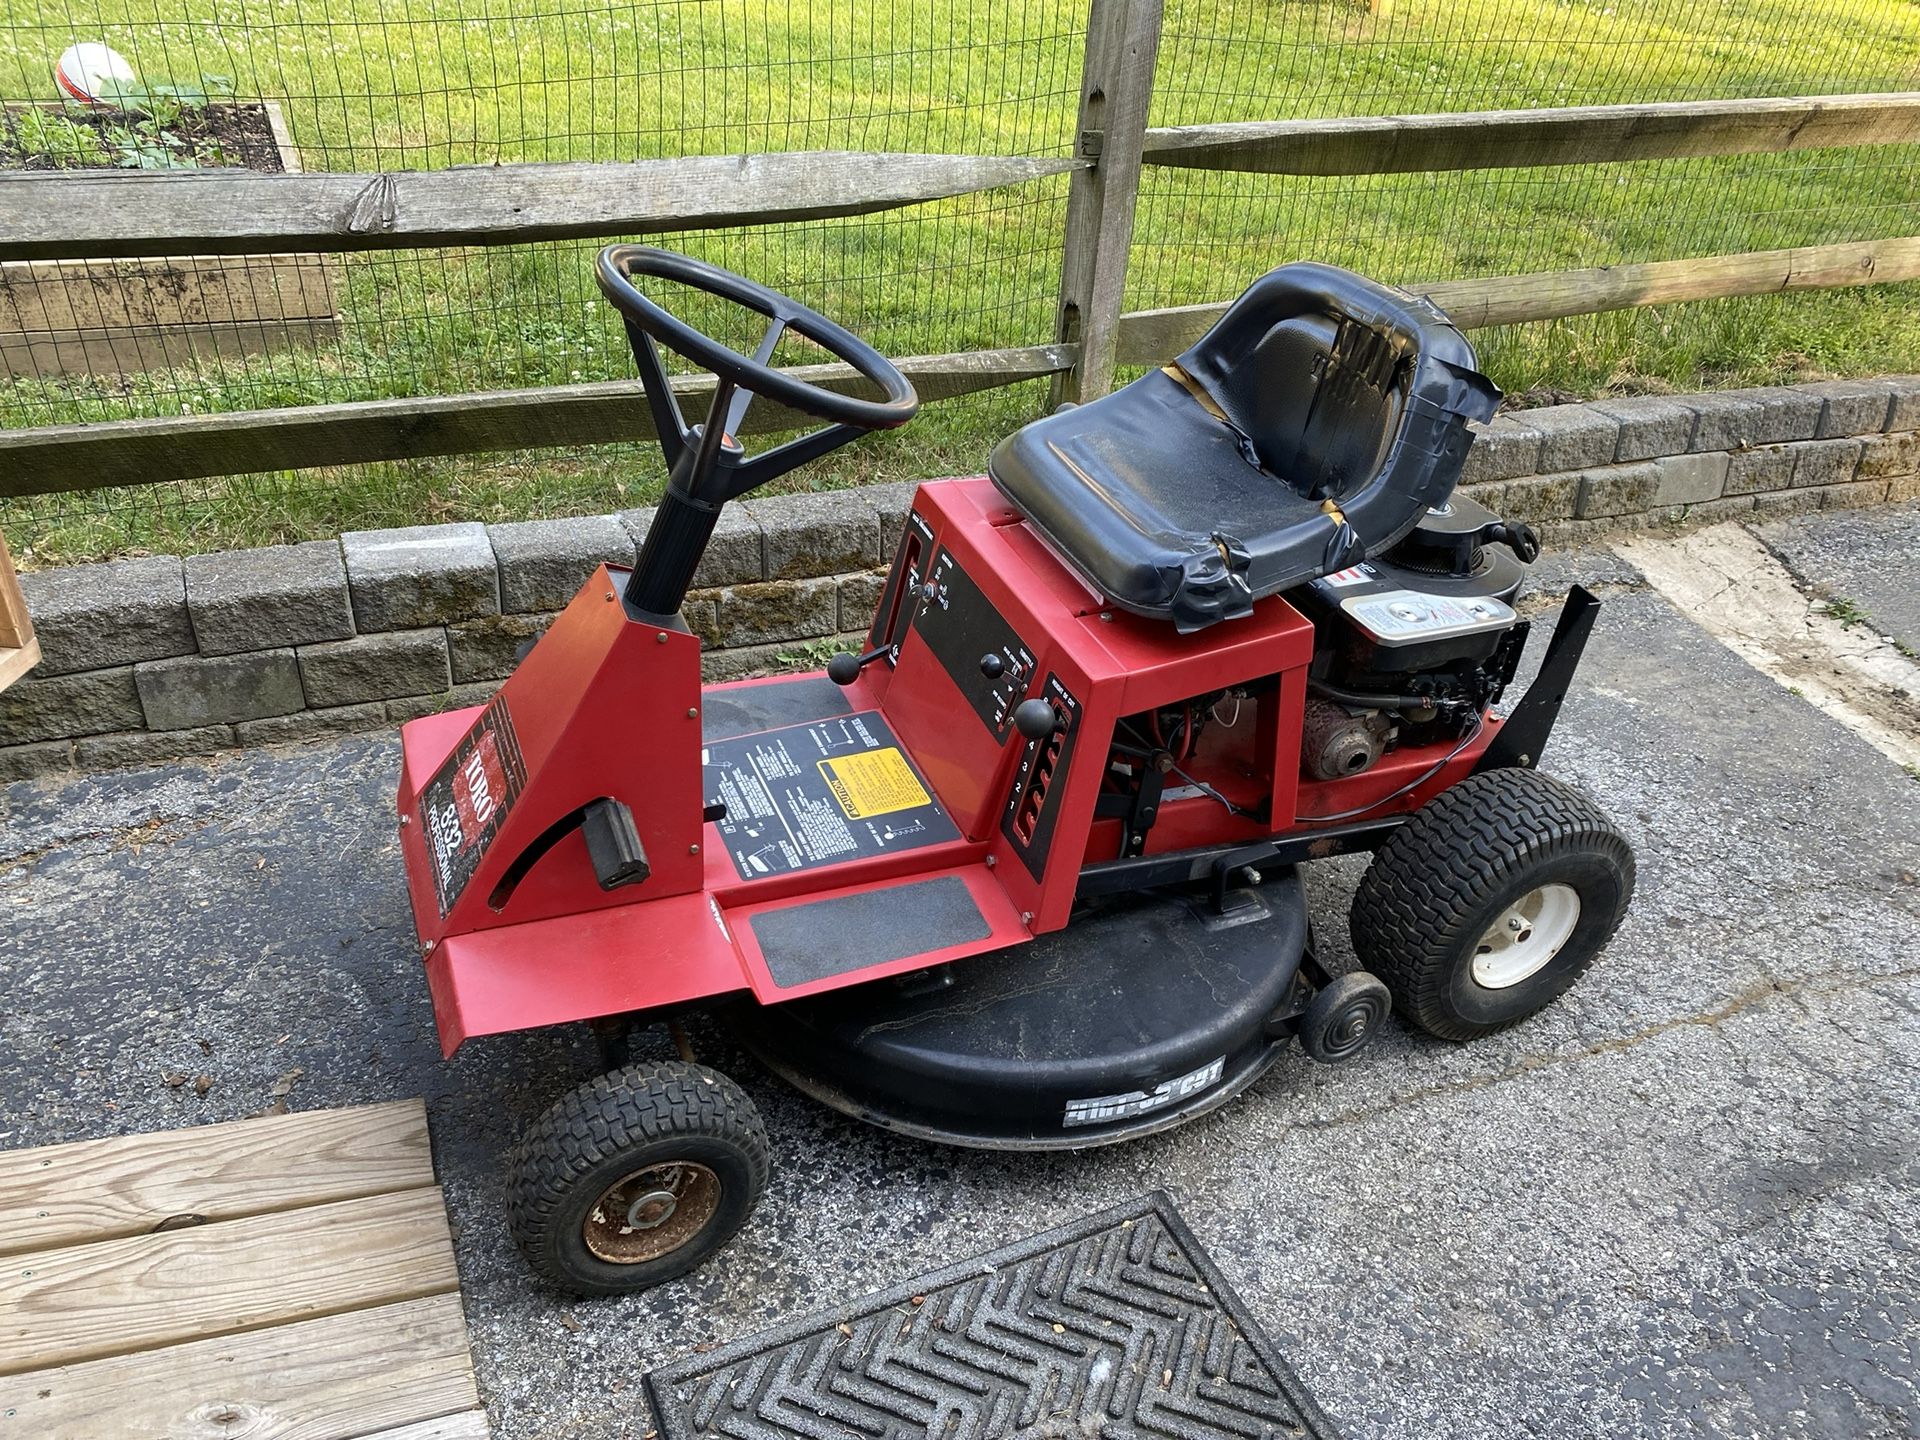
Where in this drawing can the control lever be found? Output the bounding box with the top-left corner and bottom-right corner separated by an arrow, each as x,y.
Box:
581,798 -> 651,891
826,646 -> 890,686
1490,519 -> 1541,563
1012,698 -> 1062,741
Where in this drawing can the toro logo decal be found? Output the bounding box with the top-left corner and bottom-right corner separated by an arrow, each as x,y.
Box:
420,695 -> 527,917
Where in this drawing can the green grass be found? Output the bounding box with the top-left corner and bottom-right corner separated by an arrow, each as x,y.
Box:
3,0 -> 1920,564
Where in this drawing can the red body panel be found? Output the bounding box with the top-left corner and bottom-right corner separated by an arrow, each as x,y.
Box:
397,567 -> 705,943
426,890 -> 745,1053
396,475 -> 1499,1053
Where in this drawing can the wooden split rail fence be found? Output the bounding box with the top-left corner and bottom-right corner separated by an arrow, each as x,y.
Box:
2,0 -> 1918,497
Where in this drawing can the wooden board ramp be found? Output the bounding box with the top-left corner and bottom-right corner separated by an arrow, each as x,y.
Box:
0,1099 -> 490,1440
0,529 -> 37,696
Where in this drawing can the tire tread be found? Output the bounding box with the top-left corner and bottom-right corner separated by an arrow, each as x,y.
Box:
505,1060 -> 769,1292
1350,767 -> 1634,1040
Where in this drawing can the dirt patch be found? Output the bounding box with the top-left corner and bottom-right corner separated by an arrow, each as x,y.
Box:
0,102 -> 284,172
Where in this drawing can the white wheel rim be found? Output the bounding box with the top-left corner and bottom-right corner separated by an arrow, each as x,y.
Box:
1470,883 -> 1581,990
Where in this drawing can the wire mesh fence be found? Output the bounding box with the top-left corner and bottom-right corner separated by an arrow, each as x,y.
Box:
3,0 -> 1919,562
1132,0 -> 1920,396
0,0 -> 1082,558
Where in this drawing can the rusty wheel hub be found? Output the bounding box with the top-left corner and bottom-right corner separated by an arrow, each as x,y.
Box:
583,1162 -> 721,1264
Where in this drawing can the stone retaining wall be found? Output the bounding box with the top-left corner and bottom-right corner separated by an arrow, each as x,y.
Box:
4,377 -> 1918,781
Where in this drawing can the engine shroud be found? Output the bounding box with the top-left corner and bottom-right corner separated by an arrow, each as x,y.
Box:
1304,492 -> 1528,676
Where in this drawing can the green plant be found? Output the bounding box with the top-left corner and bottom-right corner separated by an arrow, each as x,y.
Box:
95,74 -> 236,170
98,75 -> 234,115
1820,596 -> 1871,628
775,638 -> 844,667
101,124 -> 191,169
8,107 -> 107,165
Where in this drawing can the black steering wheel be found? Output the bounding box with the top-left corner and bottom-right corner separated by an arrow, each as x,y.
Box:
596,245 -> 920,614
597,244 -> 917,445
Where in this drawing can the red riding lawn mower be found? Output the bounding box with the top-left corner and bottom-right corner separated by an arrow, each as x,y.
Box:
395,247 -> 1636,1295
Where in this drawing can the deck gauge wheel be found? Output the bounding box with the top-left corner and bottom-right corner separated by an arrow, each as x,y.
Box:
1298,971 -> 1392,1063
506,1061 -> 769,1295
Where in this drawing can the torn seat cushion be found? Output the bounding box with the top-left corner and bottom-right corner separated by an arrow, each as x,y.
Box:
989,262 -> 1499,629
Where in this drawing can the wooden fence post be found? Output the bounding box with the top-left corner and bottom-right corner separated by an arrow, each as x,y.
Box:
1054,0 -> 1164,406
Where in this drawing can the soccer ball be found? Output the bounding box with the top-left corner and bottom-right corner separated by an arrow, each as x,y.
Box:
54,43 -> 137,105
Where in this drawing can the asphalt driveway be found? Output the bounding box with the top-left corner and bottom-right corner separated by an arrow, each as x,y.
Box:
2,506 -> 1916,1440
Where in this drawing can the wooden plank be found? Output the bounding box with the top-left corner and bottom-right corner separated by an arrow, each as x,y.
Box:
0,1294 -> 478,1439
1141,91 -> 1920,175
0,256 -> 336,335
0,1100 -> 431,1257
0,151 -> 1083,261
0,638 -> 37,693
0,318 -> 340,379
363,1414 -> 492,1440
1053,0 -> 1164,404
0,528 -> 32,650
0,1186 -> 457,1375
1112,235 -> 1920,364
0,528 -> 38,695
1419,237 -> 1920,327
0,341 -> 1076,496
263,100 -> 304,175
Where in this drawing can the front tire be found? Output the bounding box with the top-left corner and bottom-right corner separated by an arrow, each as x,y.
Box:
1350,768 -> 1634,1040
506,1060 -> 769,1296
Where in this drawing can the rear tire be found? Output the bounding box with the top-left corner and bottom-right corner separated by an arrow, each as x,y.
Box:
1350,768 -> 1634,1041
506,1060 -> 769,1296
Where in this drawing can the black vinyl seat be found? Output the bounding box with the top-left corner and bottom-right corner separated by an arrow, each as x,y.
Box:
990,263 -> 1500,629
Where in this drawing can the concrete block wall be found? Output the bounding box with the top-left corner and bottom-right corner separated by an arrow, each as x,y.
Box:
4,379 -> 1918,782
0,479 -> 919,782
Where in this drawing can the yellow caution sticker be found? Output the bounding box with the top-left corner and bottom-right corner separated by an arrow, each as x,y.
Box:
817,746 -> 931,819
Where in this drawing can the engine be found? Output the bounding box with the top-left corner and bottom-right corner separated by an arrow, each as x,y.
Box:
1294,491 -> 1536,781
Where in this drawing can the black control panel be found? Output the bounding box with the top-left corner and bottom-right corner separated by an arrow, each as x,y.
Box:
867,509 -> 935,659
1000,673 -> 1080,881
910,548 -> 1036,740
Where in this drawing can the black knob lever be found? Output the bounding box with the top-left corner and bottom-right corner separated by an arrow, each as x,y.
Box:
1468,518 -> 1540,566
827,646 -> 889,686
582,798 -> 651,891
1012,698 -> 1062,741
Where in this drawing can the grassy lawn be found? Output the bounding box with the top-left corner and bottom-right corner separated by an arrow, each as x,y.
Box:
2,0 -> 1919,563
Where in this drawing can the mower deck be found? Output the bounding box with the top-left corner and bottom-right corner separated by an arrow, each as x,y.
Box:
730,870 -> 1310,1149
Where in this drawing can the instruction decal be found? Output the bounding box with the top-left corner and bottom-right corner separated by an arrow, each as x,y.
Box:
420,694 -> 527,917
818,747 -> 930,819
704,711 -> 958,878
